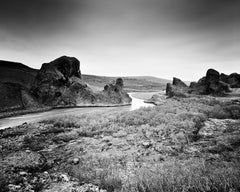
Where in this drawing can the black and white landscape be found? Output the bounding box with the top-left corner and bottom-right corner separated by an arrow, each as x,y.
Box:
1,0 -> 240,192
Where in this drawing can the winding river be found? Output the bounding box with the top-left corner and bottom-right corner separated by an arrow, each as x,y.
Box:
0,93 -> 154,130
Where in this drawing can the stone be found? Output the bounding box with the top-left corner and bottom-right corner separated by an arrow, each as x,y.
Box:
19,171 -> 28,176
72,157 -> 80,165
188,69 -> 231,95
172,77 -> 187,87
142,141 -> 152,148
31,56 -> 91,106
60,174 -> 70,182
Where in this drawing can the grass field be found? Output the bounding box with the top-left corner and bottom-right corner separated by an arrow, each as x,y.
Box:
1,95 -> 240,192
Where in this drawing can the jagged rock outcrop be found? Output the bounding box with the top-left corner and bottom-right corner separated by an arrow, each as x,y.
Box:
102,78 -> 132,104
31,56 -> 131,107
31,56 -> 93,106
0,56 -> 131,112
190,69 -> 230,95
166,69 -> 236,98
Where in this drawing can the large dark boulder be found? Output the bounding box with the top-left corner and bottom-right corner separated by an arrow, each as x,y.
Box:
188,69 -> 230,95
205,69 -> 230,95
206,69 -> 220,83
31,56 -> 94,106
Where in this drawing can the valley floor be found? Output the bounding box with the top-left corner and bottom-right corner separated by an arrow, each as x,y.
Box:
1,95 -> 240,192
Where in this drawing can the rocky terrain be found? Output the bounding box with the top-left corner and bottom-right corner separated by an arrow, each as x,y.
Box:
1,94 -> 240,192
0,56 -> 131,114
1,64 -> 240,191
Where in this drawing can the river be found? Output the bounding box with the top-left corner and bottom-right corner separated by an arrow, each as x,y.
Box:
0,93 -> 155,130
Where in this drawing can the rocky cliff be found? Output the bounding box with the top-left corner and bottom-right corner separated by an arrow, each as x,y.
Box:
0,56 -> 131,113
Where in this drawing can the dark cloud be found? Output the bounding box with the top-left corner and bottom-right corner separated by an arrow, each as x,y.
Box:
0,0 -> 88,37
1,0 -> 239,37
0,0 -> 239,80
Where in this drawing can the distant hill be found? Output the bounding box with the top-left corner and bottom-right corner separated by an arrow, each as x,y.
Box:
82,74 -> 170,92
0,61 -> 170,92
0,60 -> 38,89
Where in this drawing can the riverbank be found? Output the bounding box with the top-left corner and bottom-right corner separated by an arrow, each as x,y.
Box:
1,95 -> 240,192
0,103 -> 132,120
0,91 -> 162,120
0,93 -> 155,130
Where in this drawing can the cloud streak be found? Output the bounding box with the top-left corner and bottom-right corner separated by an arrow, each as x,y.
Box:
0,0 -> 240,80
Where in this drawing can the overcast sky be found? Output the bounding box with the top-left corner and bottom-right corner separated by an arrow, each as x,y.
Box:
0,0 -> 240,80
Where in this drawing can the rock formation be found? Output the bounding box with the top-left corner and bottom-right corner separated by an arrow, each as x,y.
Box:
31,56 -> 131,106
220,73 -> 240,88
0,56 -> 131,112
31,56 -> 94,106
166,76 -> 189,98
172,77 -> 187,87
166,68 -> 237,98
189,69 -> 230,95
102,78 -> 132,104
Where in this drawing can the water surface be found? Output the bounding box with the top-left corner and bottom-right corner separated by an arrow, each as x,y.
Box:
0,93 -> 156,129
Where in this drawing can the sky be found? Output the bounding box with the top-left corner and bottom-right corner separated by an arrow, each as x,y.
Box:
0,0 -> 240,81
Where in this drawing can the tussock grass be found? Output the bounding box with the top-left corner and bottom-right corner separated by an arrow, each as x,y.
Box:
123,159 -> 240,192
37,96 -> 240,192
63,155 -> 240,192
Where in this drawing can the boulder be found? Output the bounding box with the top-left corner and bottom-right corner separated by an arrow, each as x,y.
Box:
172,77 -> 187,87
166,78 -> 189,98
206,69 -> 220,83
189,69 -> 230,95
145,93 -> 166,105
205,69 -> 230,95
228,73 -> 240,88
31,56 -> 94,106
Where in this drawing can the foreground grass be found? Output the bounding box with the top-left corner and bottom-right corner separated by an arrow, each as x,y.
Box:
1,96 -> 240,191
40,97 -> 240,192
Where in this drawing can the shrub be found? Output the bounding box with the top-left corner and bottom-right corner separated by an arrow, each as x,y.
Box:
22,135 -> 46,151
52,131 -> 79,143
